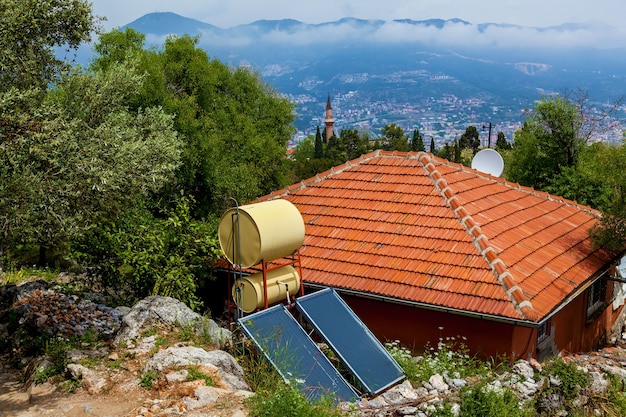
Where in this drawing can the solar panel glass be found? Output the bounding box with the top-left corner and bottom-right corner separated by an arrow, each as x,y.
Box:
296,288 -> 405,395
238,304 -> 358,403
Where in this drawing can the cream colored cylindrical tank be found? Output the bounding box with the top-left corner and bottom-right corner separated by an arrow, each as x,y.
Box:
218,199 -> 305,268
231,265 -> 301,313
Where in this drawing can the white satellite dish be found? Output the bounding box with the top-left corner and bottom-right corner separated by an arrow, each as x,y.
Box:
471,149 -> 504,177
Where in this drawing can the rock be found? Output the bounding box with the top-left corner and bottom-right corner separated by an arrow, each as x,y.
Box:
144,346 -> 249,391
397,405 -> 419,415
599,363 -> 626,379
114,296 -> 231,347
184,385 -> 229,409
516,379 -> 538,399
513,360 -> 535,381
66,364 -> 107,394
166,369 -> 189,383
587,371 -> 609,396
428,374 -> 449,394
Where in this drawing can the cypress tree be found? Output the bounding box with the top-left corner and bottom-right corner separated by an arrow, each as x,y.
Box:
411,128 -> 425,152
430,137 -> 437,154
314,125 -> 324,158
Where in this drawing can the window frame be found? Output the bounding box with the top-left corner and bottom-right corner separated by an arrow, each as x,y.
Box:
586,274 -> 608,321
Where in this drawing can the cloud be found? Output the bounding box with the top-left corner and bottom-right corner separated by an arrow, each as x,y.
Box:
195,20 -> 626,50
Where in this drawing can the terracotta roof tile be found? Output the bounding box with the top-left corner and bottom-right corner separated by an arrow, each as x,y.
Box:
254,151 -> 621,322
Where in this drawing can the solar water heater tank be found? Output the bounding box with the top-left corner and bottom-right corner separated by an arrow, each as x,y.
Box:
232,265 -> 301,313
218,199 -> 305,268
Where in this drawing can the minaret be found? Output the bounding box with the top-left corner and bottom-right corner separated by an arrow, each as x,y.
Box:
324,93 -> 335,144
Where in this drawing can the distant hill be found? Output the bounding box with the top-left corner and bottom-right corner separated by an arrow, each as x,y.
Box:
115,13 -> 626,141
125,11 -> 223,36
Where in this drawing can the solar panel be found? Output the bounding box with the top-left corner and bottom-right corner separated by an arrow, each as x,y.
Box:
296,288 -> 405,395
238,304 -> 358,403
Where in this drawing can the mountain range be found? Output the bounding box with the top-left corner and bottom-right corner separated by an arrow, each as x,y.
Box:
111,12 -> 626,143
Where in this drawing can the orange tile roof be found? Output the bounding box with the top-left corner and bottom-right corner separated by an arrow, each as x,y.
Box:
256,150 -> 620,323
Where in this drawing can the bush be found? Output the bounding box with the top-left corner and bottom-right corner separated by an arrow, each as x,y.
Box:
386,338 -> 493,385
71,194 -> 221,309
246,383 -> 343,417
543,357 -> 590,401
458,382 -> 533,417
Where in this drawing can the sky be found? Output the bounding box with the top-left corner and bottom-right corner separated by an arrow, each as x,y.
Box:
90,0 -> 625,30
88,0 -> 626,49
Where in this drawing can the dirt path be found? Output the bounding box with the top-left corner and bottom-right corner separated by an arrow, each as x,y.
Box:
0,369 -> 146,417
0,364 -> 249,417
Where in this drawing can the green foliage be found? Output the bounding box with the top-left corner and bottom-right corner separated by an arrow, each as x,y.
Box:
0,0 -> 98,92
386,338 -> 494,386
506,95 -> 584,191
139,370 -> 158,389
458,382 -> 533,417
33,338 -> 70,384
0,63 -> 182,266
599,373 -> 626,416
459,125 -> 481,154
495,132 -> 512,151
587,141 -> 626,249
541,357 -> 590,401
430,137 -> 437,155
411,128 -> 426,152
93,31 -> 296,217
314,126 -> 324,159
75,194 -> 220,309
246,383 -> 343,417
238,347 -> 284,393
292,128 -> 372,181
381,123 -> 409,151
186,367 -> 215,386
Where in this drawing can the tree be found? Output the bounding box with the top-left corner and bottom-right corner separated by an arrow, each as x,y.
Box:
91,31 -> 296,218
495,131 -> 512,151
430,138 -> 437,155
0,0 -> 98,92
411,128 -> 426,152
0,64 -> 182,265
586,142 -> 626,249
381,123 -> 409,151
341,128 -> 369,161
440,142 -> 454,161
314,125 -> 324,159
460,126 -> 481,154
506,95 -> 583,190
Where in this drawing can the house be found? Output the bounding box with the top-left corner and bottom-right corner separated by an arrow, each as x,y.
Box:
251,150 -> 625,360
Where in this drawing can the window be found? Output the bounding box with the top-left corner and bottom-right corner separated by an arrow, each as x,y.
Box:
587,276 -> 607,320
537,318 -> 551,342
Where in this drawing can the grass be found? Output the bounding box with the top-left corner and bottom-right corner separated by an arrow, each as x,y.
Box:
186,366 -> 215,386
0,265 -> 60,285
139,370 -> 158,389
245,383 -> 344,417
385,337 -> 499,386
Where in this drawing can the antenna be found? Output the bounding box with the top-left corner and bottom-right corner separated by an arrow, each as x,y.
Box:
471,149 -> 504,177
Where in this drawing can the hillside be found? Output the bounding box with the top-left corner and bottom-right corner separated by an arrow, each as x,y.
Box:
112,13 -> 626,143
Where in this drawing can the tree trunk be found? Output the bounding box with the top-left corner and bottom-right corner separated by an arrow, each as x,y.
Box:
38,245 -> 47,267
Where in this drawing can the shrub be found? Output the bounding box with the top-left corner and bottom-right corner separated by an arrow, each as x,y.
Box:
386,338 -> 493,385
458,382 -> 533,417
246,383 -> 343,417
71,194 -> 221,310
139,370 -> 158,389
543,357 -> 590,401
186,367 -> 215,386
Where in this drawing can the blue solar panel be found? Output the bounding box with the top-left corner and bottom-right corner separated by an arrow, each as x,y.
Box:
238,304 -> 358,403
296,288 -> 405,395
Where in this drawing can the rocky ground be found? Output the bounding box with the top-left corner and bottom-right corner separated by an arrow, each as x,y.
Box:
0,280 -> 251,417
2,279 -> 626,417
